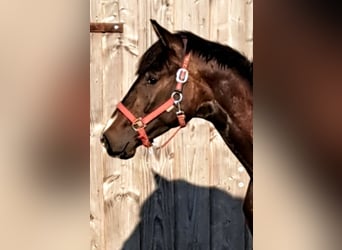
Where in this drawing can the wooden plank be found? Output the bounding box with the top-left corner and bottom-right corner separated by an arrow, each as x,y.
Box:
90,137 -> 104,250
173,120 -> 211,248
208,123 -> 252,249
245,0 -> 253,59
90,33 -> 104,250
209,0 -> 229,42
101,1 -> 147,249
90,23 -> 124,33
90,2 -> 106,249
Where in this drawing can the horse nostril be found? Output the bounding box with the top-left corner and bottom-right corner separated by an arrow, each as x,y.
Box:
100,134 -> 108,146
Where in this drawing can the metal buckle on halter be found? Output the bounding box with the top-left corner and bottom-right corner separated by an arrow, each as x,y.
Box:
176,109 -> 184,115
171,91 -> 183,105
176,68 -> 189,83
132,117 -> 145,131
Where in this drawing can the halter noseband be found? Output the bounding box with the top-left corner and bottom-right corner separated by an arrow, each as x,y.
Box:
117,41 -> 191,147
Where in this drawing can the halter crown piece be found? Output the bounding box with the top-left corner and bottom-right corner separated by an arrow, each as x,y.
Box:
117,38 -> 190,148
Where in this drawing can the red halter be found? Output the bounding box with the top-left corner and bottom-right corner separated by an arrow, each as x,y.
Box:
117,52 -> 191,147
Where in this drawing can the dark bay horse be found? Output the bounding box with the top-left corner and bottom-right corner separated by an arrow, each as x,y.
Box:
101,20 -> 253,233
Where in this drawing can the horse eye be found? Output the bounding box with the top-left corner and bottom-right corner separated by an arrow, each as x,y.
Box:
147,77 -> 158,85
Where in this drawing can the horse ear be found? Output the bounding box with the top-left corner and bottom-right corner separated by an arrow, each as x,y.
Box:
150,19 -> 182,53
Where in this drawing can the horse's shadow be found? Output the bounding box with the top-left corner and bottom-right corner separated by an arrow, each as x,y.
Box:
122,173 -> 252,250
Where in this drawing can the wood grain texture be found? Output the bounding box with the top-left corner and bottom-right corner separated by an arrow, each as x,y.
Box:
90,0 -> 253,249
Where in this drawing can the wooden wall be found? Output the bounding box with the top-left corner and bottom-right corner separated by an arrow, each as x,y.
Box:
90,0 -> 253,249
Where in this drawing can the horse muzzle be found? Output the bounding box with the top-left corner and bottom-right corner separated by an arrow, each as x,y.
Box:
100,133 -> 136,159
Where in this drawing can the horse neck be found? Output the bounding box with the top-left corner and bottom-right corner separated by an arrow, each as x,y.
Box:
195,62 -> 253,175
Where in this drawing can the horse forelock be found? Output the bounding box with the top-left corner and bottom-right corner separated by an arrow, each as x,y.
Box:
136,40 -> 169,75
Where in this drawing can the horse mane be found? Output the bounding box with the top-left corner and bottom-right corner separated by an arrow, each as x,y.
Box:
178,31 -> 253,85
137,30 -> 253,85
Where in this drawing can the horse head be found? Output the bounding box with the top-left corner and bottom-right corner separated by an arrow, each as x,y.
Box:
101,20 -> 212,159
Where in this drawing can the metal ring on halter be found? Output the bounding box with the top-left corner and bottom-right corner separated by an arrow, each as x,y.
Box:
176,68 -> 189,83
171,91 -> 183,104
132,117 -> 145,131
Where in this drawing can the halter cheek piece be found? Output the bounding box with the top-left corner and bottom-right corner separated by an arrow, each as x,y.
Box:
117,40 -> 190,147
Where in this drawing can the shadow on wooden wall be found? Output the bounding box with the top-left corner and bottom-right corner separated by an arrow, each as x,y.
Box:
121,173 -> 252,250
